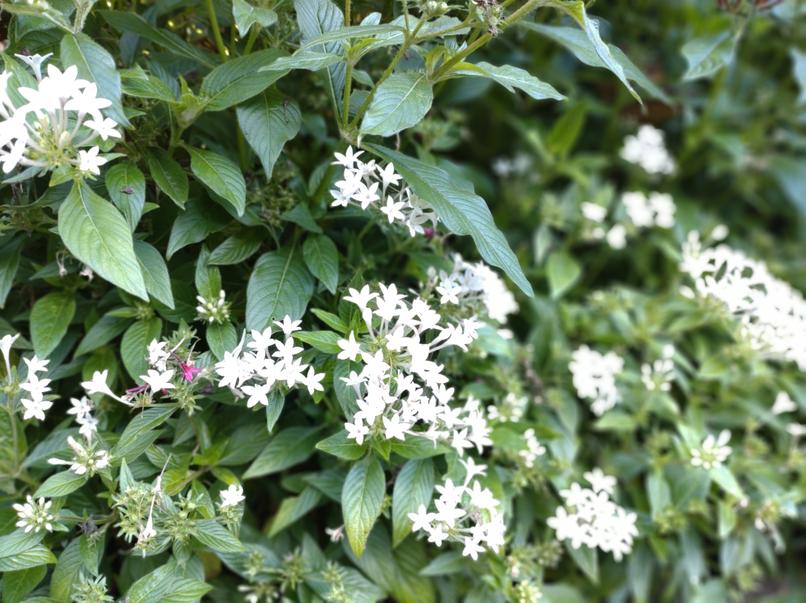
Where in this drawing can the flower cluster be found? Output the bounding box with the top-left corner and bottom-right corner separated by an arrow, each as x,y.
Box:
569,346 -> 624,416
214,316 -> 325,406
1,57 -> 120,176
19,354 -> 52,422
330,147 -> 438,237
547,470 -> 638,561
487,392 -> 529,423
337,284 -> 491,454
196,290 -> 231,324
620,124 -> 675,175
48,434 -> 110,476
408,460 -> 506,560
519,428 -> 546,469
680,235 -> 806,369
14,495 -> 55,533
772,391 -> 797,415
67,395 -> 99,440
427,254 -> 518,323
621,191 -> 676,229
690,430 -> 732,470
641,344 -> 675,392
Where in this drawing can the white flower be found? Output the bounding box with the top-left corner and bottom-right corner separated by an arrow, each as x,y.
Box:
140,369 -> 175,392
772,391 -> 797,415
147,340 -> 170,371
13,495 -> 55,533
581,202 -> 607,223
337,332 -> 362,361
519,428 -> 546,469
81,369 -> 115,397
680,239 -> 806,369
274,316 -> 302,337
330,147 -> 438,237
583,468 -> 617,495
569,346 -> 624,416
84,117 -> 121,141
48,435 -> 110,476
620,125 -> 675,175
548,474 -> 638,561
77,146 -> 108,175
21,396 -> 53,421
690,430 -> 732,470
0,332 -> 19,376
345,419 -> 369,445
219,484 -> 245,509
410,475 -> 505,559
621,191 -> 676,230
641,344 -> 675,392
325,525 -> 345,542
606,224 -> 627,249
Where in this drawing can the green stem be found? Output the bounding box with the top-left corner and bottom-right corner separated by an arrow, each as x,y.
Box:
342,60 -> 354,130
244,26 -> 260,54
205,0 -> 229,60
345,0 -> 351,26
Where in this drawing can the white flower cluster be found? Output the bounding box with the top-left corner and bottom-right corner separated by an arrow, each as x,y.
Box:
690,430 -> 731,470
772,391 -> 797,415
408,459 -> 506,560
67,395 -> 99,440
1,57 -> 120,175
680,235 -> 806,369
19,355 -> 52,421
48,434 -> 110,476
14,495 -> 55,533
330,147 -> 438,237
487,392 -> 529,423
569,346 -> 624,416
428,254 -> 518,323
547,470 -> 638,561
519,428 -> 546,468
215,316 -> 325,405
621,191 -> 676,229
338,284 -> 490,454
620,124 -> 675,175
641,344 -> 675,392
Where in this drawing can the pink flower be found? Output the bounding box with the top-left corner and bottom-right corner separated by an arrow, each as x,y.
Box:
180,361 -> 201,382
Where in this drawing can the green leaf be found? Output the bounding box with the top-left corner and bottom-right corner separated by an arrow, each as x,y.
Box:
263,50 -> 344,72
302,234 -> 339,294
316,430 -> 365,460
246,247 -> 315,331
30,291 -> 75,358
193,519 -> 244,552
188,147 -> 246,216
0,237 -> 22,308
236,90 -> 302,179
106,162 -> 146,230
49,538 -> 82,603
206,322 -> 237,360
133,240 -> 175,309
0,545 -> 56,572
367,145 -> 533,296
75,314 -> 132,357
548,0 -> 641,103
265,389 -> 285,433
567,542 -> 599,583
114,406 -> 175,462
233,0 -> 278,36
342,455 -> 386,557
392,459 -> 434,546
294,0 -> 346,116
146,149 -> 188,209
523,22 -> 668,103
60,32 -> 128,126
390,436 -> 448,459
419,551 -> 465,576
58,182 -> 147,300
34,470 -> 88,498
126,563 -> 212,603
682,31 -> 733,81
101,10 -> 217,67
244,426 -> 323,478
208,231 -> 263,265
200,49 -> 287,111
120,65 -> 177,102
546,103 -> 587,158
295,330 -> 341,353
2,564 -> 47,603
361,72 -> 433,137
167,198 -> 228,259
546,250 -> 581,298
120,318 -> 162,381
268,487 -> 324,536
311,308 -> 348,333
455,61 -> 565,101
710,465 -> 745,498
647,471 -> 671,520
792,48 -> 806,104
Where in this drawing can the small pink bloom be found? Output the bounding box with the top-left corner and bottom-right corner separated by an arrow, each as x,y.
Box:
180,361 -> 201,382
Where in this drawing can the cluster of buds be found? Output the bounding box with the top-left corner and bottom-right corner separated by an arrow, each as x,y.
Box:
196,290 -> 231,324
473,0 -> 503,35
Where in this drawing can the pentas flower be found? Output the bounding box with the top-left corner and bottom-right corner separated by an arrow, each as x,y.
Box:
67,395 -> 99,441
486,392 -> 529,423
680,235 -> 806,369
0,58 -> 121,176
336,283 -> 491,455
196,290 -> 230,324
547,471 -> 638,561
620,124 -> 675,175
214,317 -> 325,406
426,254 -> 518,324
772,391 -> 797,416
569,346 -> 624,416
219,484 -> 245,509
0,332 -> 18,377
690,430 -> 732,470
641,344 -> 675,393
19,355 -> 53,421
330,146 -> 438,237
48,435 -> 110,476
14,495 -> 55,533
621,191 -> 676,229
519,428 -> 546,469
408,462 -> 506,560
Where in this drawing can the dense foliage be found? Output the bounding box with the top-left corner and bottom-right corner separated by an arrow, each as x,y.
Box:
0,0 -> 804,602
